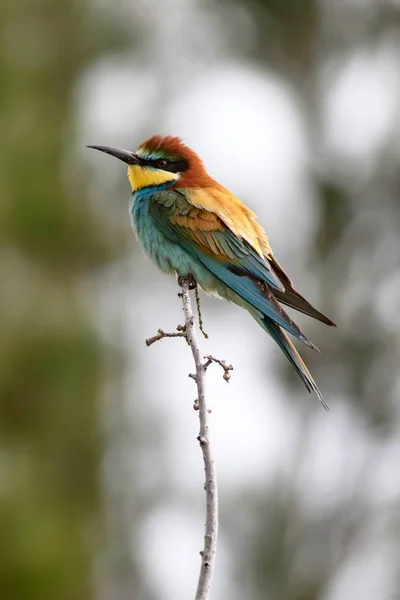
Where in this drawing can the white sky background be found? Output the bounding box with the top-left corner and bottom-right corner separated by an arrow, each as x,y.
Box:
79,1 -> 400,599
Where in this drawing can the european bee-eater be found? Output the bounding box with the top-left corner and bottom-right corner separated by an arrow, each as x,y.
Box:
88,136 -> 335,409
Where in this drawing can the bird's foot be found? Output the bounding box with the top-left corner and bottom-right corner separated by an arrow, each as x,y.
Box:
178,274 -> 197,290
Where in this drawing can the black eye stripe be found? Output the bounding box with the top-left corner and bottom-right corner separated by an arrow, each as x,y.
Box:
135,155 -> 189,173
161,159 -> 189,173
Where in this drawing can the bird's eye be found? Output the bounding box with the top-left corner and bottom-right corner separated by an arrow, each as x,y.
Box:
156,158 -> 168,168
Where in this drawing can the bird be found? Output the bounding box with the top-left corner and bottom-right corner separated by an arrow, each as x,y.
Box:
88,136 -> 336,409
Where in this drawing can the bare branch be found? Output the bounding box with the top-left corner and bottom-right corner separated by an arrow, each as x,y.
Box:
179,279 -> 218,600
146,277 -> 225,600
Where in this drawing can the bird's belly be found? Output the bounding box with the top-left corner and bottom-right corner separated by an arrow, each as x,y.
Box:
130,195 -> 219,291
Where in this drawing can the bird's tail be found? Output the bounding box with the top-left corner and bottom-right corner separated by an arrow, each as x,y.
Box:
256,315 -> 329,411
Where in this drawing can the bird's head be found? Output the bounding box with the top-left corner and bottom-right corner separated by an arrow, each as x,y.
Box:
88,135 -> 210,193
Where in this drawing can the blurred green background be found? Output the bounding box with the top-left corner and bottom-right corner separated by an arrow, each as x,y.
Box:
1,1 -> 400,599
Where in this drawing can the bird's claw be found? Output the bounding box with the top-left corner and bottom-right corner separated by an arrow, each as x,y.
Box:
178,274 -> 197,290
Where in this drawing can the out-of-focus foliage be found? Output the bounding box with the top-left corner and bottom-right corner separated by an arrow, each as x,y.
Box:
0,1 -> 129,599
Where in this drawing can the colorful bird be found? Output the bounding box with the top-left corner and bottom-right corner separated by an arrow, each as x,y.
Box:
88,136 -> 335,408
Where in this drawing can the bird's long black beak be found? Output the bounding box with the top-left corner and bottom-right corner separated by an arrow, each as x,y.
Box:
87,145 -> 138,165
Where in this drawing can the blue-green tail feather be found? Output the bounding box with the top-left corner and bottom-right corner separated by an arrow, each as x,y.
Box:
257,315 -> 329,410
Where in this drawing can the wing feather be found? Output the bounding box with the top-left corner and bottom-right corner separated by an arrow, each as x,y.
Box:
186,186 -> 272,257
149,190 -> 318,348
268,255 -> 337,327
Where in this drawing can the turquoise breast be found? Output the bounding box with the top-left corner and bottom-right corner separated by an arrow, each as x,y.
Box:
129,188 -> 205,282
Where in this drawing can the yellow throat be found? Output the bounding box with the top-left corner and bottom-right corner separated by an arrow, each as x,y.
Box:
127,164 -> 177,193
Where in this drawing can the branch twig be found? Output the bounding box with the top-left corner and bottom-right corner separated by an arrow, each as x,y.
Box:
145,325 -> 187,347
203,355 -> 233,383
195,285 -> 209,339
146,277 -> 226,600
